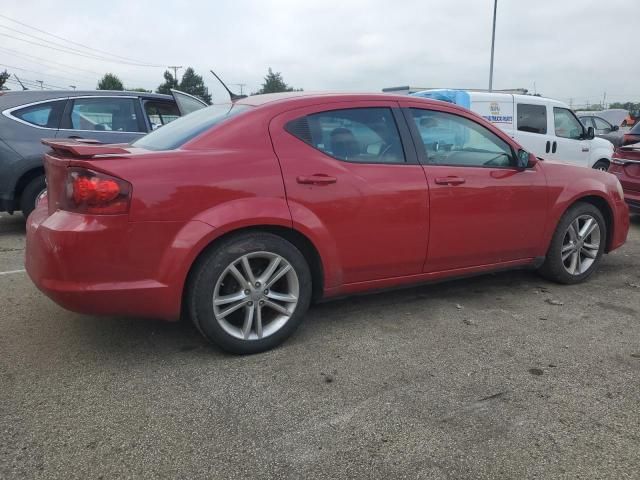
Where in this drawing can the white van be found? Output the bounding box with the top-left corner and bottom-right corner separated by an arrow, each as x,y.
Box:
412,90 -> 614,171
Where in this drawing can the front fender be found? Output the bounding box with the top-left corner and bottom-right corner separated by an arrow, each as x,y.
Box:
589,146 -> 613,167
539,178 -> 616,254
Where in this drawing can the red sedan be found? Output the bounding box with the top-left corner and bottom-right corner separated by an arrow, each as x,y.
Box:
25,93 -> 629,354
610,143 -> 640,213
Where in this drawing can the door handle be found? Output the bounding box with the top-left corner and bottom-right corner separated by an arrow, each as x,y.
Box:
545,141 -> 551,153
552,141 -> 557,153
435,176 -> 466,185
582,147 -> 590,152
296,174 -> 337,185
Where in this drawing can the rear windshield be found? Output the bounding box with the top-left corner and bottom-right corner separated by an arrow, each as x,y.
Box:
132,103 -> 250,151
630,121 -> 640,134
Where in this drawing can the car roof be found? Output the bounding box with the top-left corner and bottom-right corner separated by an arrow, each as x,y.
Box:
0,89 -> 172,109
236,91 -> 444,108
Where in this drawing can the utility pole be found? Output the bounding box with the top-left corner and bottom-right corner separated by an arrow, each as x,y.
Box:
232,83 -> 246,95
69,85 -> 76,90
488,0 -> 498,91
602,91 -> 607,109
35,79 -> 43,90
569,98 -> 573,109
167,65 -> 182,83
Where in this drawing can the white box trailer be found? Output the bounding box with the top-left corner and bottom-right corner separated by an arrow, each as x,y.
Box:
411,89 -> 614,170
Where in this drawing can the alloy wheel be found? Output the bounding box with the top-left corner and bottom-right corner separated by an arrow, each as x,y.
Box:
212,252 -> 299,340
561,214 -> 601,275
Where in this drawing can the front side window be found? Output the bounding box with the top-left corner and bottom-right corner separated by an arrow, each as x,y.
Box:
409,108 -> 514,167
68,98 -> 144,133
517,104 -> 547,134
593,117 -> 611,132
11,100 -> 66,128
144,101 -> 180,129
285,108 -> 405,164
554,108 -> 584,140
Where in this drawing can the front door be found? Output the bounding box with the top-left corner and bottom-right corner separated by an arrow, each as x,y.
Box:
402,103 -> 548,272
550,107 -> 590,167
270,102 -> 429,286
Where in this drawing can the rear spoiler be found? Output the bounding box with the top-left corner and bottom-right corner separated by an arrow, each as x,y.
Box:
41,138 -> 130,158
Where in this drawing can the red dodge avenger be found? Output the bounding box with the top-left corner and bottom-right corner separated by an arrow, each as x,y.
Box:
26,92 -> 629,353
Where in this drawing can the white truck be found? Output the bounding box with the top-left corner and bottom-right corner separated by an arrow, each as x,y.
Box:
411,90 -> 614,171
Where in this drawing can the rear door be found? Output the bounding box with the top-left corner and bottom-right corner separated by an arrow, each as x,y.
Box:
56,96 -> 147,143
270,101 -> 429,285
401,100 -> 548,272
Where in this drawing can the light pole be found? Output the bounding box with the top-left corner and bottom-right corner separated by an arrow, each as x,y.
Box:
488,0 -> 498,92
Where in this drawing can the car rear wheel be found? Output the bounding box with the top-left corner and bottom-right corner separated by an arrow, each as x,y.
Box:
187,232 -> 312,354
538,202 -> 606,284
592,160 -> 609,172
20,175 -> 46,219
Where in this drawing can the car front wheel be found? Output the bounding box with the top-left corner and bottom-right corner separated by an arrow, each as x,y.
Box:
538,202 -> 606,284
187,232 -> 312,354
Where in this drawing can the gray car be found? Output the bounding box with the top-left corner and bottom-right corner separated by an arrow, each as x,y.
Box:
578,114 -> 623,147
0,89 -> 206,217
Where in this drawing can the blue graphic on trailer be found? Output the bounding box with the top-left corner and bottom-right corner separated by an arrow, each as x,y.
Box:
411,89 -> 471,109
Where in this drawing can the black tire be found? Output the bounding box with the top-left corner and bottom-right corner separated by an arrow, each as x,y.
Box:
592,160 -> 609,172
20,175 -> 46,219
538,202 -> 607,284
187,232 -> 312,354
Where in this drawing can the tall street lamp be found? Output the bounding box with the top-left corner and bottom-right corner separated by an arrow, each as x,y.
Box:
488,0 -> 498,91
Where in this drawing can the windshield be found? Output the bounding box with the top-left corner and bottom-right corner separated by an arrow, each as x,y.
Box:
132,103 -> 250,151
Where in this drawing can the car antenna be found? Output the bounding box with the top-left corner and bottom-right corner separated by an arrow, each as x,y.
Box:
210,70 -> 247,102
13,74 -> 28,90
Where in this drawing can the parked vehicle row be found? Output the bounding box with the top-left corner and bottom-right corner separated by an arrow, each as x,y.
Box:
411,90 -> 615,171
25,92 -> 629,354
0,89 -> 206,217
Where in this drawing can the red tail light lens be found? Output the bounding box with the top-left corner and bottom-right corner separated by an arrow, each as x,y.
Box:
64,168 -> 131,214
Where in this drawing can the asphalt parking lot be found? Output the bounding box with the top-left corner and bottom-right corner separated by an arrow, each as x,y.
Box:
1,213 -> 639,479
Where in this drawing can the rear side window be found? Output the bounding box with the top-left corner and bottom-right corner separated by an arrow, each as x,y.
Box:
11,100 -> 66,128
67,97 -> 144,133
144,101 -> 180,129
517,104 -> 547,134
629,121 -> 640,134
132,103 -> 249,151
285,108 -> 406,164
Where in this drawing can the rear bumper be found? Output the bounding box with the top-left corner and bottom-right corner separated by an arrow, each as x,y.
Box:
25,206 -> 213,321
609,197 -> 630,252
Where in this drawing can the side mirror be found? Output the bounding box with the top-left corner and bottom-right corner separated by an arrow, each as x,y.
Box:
612,125 -> 619,132
583,126 -> 595,140
516,149 -> 531,169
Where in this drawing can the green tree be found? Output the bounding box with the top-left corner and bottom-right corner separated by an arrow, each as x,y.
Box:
97,73 -> 124,90
178,67 -> 212,104
253,68 -> 299,95
0,70 -> 9,90
156,70 -> 179,95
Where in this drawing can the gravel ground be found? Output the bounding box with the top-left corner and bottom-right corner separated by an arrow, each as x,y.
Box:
1,212 -> 639,479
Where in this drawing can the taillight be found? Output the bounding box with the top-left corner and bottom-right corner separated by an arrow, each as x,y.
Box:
63,168 -> 131,214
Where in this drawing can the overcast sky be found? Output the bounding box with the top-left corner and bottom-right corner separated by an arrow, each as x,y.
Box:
1,0 -> 634,106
